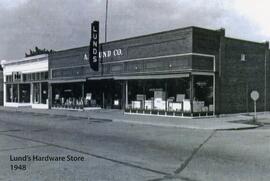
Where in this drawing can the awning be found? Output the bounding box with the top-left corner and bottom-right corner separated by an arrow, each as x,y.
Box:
87,76 -> 113,80
49,79 -> 86,84
113,73 -> 190,80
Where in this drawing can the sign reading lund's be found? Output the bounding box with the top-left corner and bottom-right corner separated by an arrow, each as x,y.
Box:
89,21 -> 99,71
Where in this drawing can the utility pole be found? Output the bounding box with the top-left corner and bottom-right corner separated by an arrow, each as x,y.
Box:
105,0 -> 109,43
102,0 -> 109,108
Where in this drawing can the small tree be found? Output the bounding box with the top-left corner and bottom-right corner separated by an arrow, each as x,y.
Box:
25,46 -> 55,57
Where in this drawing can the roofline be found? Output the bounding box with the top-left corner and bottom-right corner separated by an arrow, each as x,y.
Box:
225,36 -> 268,46
46,25 -> 270,54
103,26 -> 196,45
51,26 -> 222,54
1,54 -> 48,66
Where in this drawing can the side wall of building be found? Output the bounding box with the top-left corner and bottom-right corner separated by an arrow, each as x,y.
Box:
192,27 -> 270,114
219,38 -> 269,114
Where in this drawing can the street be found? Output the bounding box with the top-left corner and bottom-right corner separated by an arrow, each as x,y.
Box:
0,110 -> 269,181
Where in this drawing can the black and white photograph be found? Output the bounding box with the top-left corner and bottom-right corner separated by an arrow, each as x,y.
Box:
0,0 -> 270,180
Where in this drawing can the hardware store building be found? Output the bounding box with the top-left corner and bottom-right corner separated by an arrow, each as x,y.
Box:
47,26 -> 270,116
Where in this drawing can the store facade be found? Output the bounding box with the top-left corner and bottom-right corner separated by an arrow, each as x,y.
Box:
49,26 -> 218,116
1,54 -> 49,109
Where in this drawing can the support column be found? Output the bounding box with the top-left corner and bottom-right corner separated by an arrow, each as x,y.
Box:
11,84 -> 13,102
3,83 -> 6,106
165,81 -> 168,111
190,75 -> 194,116
30,83 -> 33,104
17,84 -> 20,103
102,92 -> 105,109
39,82 -> 42,104
217,28 -> 225,115
82,82 -> 85,107
48,83 -> 52,109
125,80 -> 128,109
213,75 -> 216,115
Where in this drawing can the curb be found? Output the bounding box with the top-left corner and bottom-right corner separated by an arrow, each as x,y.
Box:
0,109 -> 113,122
0,108 -> 260,130
112,119 -> 258,130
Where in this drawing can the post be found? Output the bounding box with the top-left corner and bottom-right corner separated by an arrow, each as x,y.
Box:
190,75 -> 194,116
11,84 -> 13,102
165,81 -> 168,111
48,83 -> 52,109
17,84 -> 20,103
250,90 -> 259,123
82,82 -> 85,108
39,82 -> 42,104
105,0 -> 109,43
102,92 -> 105,108
254,100 -> 257,121
125,81 -> 128,109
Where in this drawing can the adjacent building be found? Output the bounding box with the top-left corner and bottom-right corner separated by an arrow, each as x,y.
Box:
1,54 -> 49,109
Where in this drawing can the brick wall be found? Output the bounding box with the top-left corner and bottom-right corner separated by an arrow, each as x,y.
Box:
49,27 -> 194,80
220,38 -> 268,113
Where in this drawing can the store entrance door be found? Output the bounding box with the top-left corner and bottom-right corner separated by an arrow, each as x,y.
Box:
102,80 -> 122,109
85,79 -> 123,109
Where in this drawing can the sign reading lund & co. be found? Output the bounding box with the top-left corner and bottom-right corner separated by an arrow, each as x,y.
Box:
89,21 -> 99,71
84,49 -> 123,62
99,49 -> 123,59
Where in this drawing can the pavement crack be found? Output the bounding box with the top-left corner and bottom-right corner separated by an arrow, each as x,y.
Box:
147,175 -> 200,181
0,133 -> 170,176
147,131 -> 216,181
174,130 -> 216,174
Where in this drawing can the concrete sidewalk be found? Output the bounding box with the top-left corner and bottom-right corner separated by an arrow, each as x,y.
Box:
0,106 -> 261,130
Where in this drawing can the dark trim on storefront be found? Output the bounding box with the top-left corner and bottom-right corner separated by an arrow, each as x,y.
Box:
49,79 -> 86,84
114,73 -> 189,80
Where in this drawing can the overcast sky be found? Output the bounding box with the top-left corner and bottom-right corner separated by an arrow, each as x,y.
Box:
1,0 -> 270,60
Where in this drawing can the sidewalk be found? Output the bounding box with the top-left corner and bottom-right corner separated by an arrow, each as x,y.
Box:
0,106 -> 261,130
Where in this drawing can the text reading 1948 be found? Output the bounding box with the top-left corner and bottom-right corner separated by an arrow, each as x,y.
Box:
10,154 -> 85,171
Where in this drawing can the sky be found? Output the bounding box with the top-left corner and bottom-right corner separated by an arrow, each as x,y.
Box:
0,0 -> 270,60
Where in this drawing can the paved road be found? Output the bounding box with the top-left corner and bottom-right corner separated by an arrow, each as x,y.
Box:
0,111 -> 269,181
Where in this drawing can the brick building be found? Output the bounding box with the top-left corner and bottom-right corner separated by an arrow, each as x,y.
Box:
47,26 -> 270,116
3,26 -> 269,116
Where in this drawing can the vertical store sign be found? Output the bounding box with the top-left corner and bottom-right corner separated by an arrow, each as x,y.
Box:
89,21 -> 99,71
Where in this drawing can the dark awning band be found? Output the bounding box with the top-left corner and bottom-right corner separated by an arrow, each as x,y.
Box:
49,79 -> 86,84
113,73 -> 189,80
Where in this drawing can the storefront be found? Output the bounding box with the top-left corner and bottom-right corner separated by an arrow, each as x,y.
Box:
48,26 -> 217,116
1,54 -> 49,109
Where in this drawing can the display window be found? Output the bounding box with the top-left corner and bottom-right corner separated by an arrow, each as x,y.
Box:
19,84 -> 30,103
52,83 -> 84,109
33,83 -> 41,104
126,76 -> 214,116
